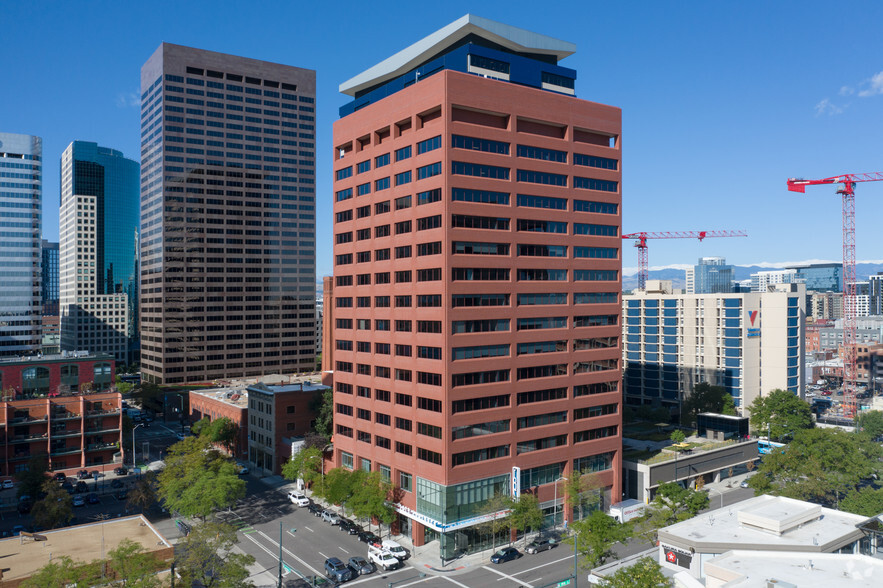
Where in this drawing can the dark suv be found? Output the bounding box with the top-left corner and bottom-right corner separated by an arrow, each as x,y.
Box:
323,557 -> 353,583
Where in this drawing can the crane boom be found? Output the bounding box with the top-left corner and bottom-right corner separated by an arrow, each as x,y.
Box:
787,171 -> 883,420
622,230 -> 747,290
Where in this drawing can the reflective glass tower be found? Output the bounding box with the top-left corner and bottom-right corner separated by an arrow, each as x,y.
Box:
140,44 -> 317,384
60,141 -> 140,363
41,240 -> 59,316
691,256 -> 735,294
0,132 -> 42,358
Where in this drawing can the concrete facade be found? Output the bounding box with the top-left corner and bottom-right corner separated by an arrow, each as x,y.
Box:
139,43 -> 317,384
330,16 -> 622,559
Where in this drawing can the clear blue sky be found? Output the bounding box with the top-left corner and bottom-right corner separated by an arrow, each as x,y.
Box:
3,1 -> 883,279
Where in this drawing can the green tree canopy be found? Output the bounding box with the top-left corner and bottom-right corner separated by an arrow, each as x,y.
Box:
564,470 -> 603,522
193,417 -> 238,454
571,509 -> 632,569
476,493 -> 513,549
641,482 -> 709,533
599,557 -> 671,588
32,479 -> 73,529
749,427 -> 883,505
669,429 -> 686,445
176,522 -> 255,588
509,493 -> 544,538
106,538 -> 163,587
349,471 -> 395,534
840,486 -> 883,517
748,388 -> 813,441
683,383 -> 737,425
156,436 -> 245,521
19,556 -> 99,588
128,471 -> 158,513
16,455 -> 49,501
281,446 -> 324,489
310,389 -> 333,437
319,467 -> 358,506
857,410 -> 883,440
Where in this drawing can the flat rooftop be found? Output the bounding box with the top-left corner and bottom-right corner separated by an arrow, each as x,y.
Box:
191,374 -> 328,407
0,515 -> 170,582
705,551 -> 883,586
659,495 -> 869,552
0,350 -> 113,365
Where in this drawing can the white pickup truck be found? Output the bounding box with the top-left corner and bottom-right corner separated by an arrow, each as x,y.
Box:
367,545 -> 400,571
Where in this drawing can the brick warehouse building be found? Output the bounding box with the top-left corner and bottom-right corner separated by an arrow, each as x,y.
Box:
329,15 -> 622,559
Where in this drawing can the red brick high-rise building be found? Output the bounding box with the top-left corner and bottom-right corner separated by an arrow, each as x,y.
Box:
330,15 -> 622,558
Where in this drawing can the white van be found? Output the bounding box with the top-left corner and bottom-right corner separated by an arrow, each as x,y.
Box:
381,539 -> 409,560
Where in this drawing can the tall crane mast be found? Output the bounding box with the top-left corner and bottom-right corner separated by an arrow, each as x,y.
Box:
787,172 -> 883,419
622,230 -> 748,290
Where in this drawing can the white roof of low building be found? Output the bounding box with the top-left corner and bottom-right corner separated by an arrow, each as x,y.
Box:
339,14 -> 575,96
704,551 -> 883,586
658,495 -> 868,553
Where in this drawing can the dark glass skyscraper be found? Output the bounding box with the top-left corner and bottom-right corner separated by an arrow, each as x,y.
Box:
41,240 -> 59,316
139,44 -> 316,384
0,132 -> 42,358
60,141 -> 140,363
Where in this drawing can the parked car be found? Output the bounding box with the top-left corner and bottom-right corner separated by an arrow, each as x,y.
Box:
175,432 -> 188,441
17,500 -> 33,515
87,493 -> 100,505
2,479 -> 13,490
76,469 -> 90,480
114,489 -> 128,501
111,479 -> 124,489
357,530 -> 381,545
114,466 -> 128,476
89,470 -> 101,479
323,557 -> 353,583
235,463 -> 249,475
54,472 -> 67,482
490,547 -> 521,564
75,481 -> 87,493
382,539 -> 409,560
321,510 -> 341,525
347,556 -> 373,576
307,502 -> 323,516
741,479 -> 750,488
287,491 -> 310,506
72,495 -> 86,507
525,538 -> 556,554
339,518 -> 360,535
61,480 -> 75,494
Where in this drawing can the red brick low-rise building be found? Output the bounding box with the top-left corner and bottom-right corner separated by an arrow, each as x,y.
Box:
0,352 -> 115,399
189,387 -> 249,460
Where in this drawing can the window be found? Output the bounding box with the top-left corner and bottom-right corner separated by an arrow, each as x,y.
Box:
395,270 -> 412,283
417,294 -> 441,307
396,369 -> 412,382
336,166 -> 353,180
573,359 -> 618,373
452,161 -> 508,179
357,183 -> 371,196
418,422 -> 443,438
519,268 -> 567,280
417,372 -> 441,386
517,316 -> 567,330
357,205 -> 370,218
518,293 -> 567,306
575,292 -> 618,304
396,417 -> 412,431
517,219 -> 567,233
336,188 -> 352,202
452,419 -> 510,440
357,160 -> 371,173
417,188 -> 441,205
375,319 -> 390,330
375,177 -> 390,191
517,145 -> 566,163
573,452 -> 614,473
417,215 -> 442,231
417,162 -> 442,179
452,394 -> 510,413
451,369 -> 510,387
452,215 -> 509,231
574,177 -> 618,192
574,199 -> 618,214
395,145 -> 412,161
395,319 -> 411,332
417,135 -> 441,154
395,442 -> 412,456
574,247 -> 618,259
453,241 -> 508,255
375,200 -> 390,214
375,342 -> 390,354
395,295 -> 411,307
517,387 -> 567,405
418,448 -> 442,465
517,364 -> 567,380
452,267 -> 509,281
453,445 -> 510,466
452,188 -> 509,205
574,381 -> 618,397
341,452 -> 354,469
399,472 -> 413,492
574,270 -> 618,281
573,404 -> 618,419
417,269 -> 441,282
375,247 -> 390,260
574,425 -> 618,443
574,223 -> 618,237
395,393 -> 412,406
336,209 -> 353,223
452,319 -> 509,333
518,411 -> 567,429
376,389 -> 391,402
395,344 -> 412,357
395,220 -> 411,234
376,436 -> 391,450
417,346 -> 442,360
517,194 -> 566,210
453,344 -> 509,360
517,435 -> 567,454
517,169 -> 566,186
395,171 -> 412,186
417,320 -> 442,333
395,195 -> 412,210
375,153 -> 390,167
417,241 -> 442,256
517,340 -> 567,355
451,135 -> 509,154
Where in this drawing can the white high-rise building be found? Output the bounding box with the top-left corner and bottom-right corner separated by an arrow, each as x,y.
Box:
0,132 -> 42,358
623,280 -> 805,416
750,268 -> 798,292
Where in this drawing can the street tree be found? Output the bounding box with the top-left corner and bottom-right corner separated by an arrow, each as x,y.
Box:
564,470 -> 603,522
195,417 -> 239,454
641,482 -> 709,533
176,521 -> 255,588
683,383 -> 737,425
320,467 -> 357,507
281,446 -> 324,489
107,538 -> 163,587
310,389 -> 333,437
840,486 -> 883,517
669,429 -> 686,445
571,509 -> 632,569
157,436 -> 245,520
856,410 -> 883,440
32,479 -> 73,529
128,471 -> 158,513
476,493 -> 514,549
749,427 -> 882,505
748,388 -> 813,441
349,471 -> 395,535
16,455 -> 49,501
510,493 -> 544,540
20,556 -> 99,588
599,557 -> 671,588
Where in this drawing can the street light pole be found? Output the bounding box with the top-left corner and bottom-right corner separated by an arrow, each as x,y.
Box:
554,476 -> 568,529
707,487 -> 724,510
132,423 -> 144,468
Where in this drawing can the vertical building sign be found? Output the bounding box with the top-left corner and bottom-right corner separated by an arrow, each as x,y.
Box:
512,467 -> 520,498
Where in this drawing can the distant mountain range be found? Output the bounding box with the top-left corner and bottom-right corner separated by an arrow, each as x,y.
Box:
622,262 -> 883,291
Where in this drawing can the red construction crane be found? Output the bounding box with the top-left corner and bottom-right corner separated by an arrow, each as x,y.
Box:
787,172 -> 883,419
622,230 -> 748,290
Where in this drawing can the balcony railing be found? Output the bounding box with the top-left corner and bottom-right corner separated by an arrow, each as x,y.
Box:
51,429 -> 83,438
8,433 -> 48,444
85,409 -> 121,417
86,442 -> 118,452
50,446 -> 83,456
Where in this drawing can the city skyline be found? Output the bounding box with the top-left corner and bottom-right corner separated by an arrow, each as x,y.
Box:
3,2 -> 883,279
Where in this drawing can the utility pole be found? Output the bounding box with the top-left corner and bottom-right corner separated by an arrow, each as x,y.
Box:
278,521 -> 283,588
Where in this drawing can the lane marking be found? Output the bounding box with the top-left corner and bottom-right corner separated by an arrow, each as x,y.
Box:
303,526 -> 314,532
397,578 -> 431,588
346,568 -> 407,586
504,554 -> 574,578
443,576 -> 472,588
338,546 -> 348,553
318,551 -> 328,559
255,530 -> 323,576
482,566 -> 534,587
